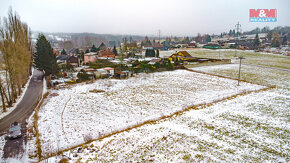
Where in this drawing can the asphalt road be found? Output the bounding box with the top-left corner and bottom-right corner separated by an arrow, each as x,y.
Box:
0,69 -> 43,158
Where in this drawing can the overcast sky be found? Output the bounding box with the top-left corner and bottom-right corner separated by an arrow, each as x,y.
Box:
0,0 -> 289,36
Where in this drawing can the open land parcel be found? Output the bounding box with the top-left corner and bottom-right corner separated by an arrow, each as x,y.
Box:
26,50 -> 289,162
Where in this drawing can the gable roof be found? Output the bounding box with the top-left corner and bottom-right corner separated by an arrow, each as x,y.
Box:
57,54 -> 71,61
103,67 -> 114,71
84,52 -> 97,56
98,50 -> 115,56
178,51 -> 192,57
67,56 -> 78,63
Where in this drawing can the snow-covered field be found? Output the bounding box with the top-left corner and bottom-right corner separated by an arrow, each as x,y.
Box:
192,64 -> 289,88
31,69 -> 266,158
47,86 -> 288,162
41,61 -> 289,162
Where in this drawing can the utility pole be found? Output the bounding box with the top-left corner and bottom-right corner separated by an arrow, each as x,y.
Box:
237,56 -> 245,86
158,29 -> 161,44
235,22 -> 241,56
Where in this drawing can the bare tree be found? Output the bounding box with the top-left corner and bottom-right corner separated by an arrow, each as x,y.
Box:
0,8 -> 32,111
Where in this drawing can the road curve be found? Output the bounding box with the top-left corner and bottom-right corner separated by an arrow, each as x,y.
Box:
0,69 -> 43,158
0,69 -> 43,133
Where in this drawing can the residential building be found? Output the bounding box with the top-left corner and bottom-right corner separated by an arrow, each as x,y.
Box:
126,42 -> 138,51
149,59 -> 161,65
56,54 -> 79,67
98,49 -> 115,59
169,51 -> 193,62
102,67 -> 115,76
84,52 -> 98,64
143,44 -> 168,50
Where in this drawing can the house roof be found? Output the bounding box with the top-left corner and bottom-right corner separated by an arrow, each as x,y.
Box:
84,68 -> 96,72
204,43 -> 220,47
98,50 -> 115,56
57,54 -> 71,61
178,51 -> 192,57
188,43 -> 196,46
67,56 -> 78,63
85,52 -> 98,56
143,44 -> 165,48
103,67 -> 114,70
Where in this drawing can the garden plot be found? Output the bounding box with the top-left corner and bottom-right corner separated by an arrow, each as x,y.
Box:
35,70 -> 265,156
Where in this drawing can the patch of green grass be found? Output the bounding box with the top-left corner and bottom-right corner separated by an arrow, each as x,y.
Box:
188,50 -> 290,69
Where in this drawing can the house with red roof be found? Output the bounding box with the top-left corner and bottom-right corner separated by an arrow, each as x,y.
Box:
98,49 -> 115,59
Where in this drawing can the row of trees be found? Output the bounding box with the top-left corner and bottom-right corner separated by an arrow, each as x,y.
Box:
0,9 -> 32,111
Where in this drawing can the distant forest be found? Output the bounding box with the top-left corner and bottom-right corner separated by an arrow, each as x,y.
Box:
243,26 -> 290,35
36,32 -> 147,49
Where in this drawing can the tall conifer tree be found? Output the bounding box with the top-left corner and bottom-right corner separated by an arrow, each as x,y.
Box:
34,34 -> 58,76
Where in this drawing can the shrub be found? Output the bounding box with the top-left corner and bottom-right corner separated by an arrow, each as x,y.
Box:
77,72 -> 89,81
59,158 -> 69,163
167,60 -> 174,70
88,60 -> 116,69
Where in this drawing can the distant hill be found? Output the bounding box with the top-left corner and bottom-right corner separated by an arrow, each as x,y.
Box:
31,32 -> 152,49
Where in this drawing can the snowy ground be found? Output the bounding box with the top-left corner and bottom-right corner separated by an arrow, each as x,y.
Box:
42,61 -> 289,162
191,64 -> 289,88
0,136 -> 5,159
186,49 -> 290,70
47,88 -> 289,162
30,69 -> 266,159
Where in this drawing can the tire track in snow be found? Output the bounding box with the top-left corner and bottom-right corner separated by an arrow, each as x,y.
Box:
61,89 -> 76,134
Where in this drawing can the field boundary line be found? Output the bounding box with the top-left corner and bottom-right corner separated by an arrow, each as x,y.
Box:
29,92 -> 49,161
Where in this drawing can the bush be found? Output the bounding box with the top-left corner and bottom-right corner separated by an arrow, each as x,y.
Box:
59,158 -> 69,163
153,62 -> 161,69
89,60 -> 116,69
167,60 -> 174,70
77,72 -> 89,81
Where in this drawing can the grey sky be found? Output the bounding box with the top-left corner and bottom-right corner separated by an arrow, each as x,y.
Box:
0,0 -> 289,36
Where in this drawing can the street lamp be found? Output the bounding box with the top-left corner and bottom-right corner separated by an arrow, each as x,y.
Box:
237,56 -> 245,86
